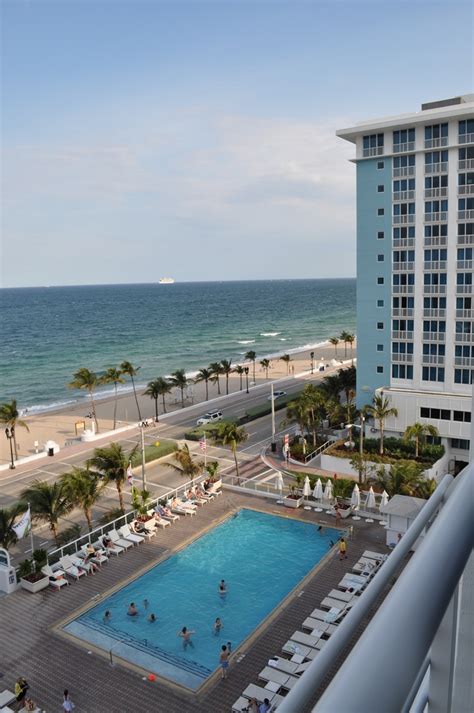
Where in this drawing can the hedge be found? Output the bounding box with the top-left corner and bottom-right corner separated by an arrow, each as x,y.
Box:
130,439 -> 177,465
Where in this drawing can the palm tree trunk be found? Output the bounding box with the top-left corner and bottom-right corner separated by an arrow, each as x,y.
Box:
51,522 -> 59,546
415,437 -> 419,459
85,508 -> 92,531
117,482 -> 125,512
379,422 -> 384,455
216,377 -> 221,395
154,397 -> 159,422
239,374 -> 242,390
233,444 -> 239,480
334,345 -> 338,357
130,375 -> 142,421
13,431 -> 19,460
161,394 -> 167,413
226,374 -> 229,395
205,380 -> 209,400
180,387 -> 185,408
89,391 -> 100,433
252,361 -> 256,384
113,383 -> 118,429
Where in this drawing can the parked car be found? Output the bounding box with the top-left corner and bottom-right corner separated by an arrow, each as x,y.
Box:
197,410 -> 223,426
267,390 -> 287,401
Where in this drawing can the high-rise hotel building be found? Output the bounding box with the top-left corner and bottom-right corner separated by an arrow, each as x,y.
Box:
338,95 -> 474,469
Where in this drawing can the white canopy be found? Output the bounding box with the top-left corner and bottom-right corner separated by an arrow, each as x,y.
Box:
323,480 -> 333,501
312,478 -> 323,500
302,476 -> 311,498
365,486 -> 376,509
351,484 -> 360,509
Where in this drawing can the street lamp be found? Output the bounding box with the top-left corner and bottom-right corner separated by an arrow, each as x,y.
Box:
5,426 -> 15,469
310,351 -> 315,375
244,367 -> 249,394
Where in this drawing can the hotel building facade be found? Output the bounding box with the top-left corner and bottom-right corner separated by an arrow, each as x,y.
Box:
338,95 -> 474,470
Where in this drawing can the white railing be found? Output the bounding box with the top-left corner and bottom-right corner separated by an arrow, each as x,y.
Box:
458,209 -> 474,220
458,184 -> 474,195
393,141 -> 415,153
458,159 -> 474,170
393,166 -> 415,177
393,284 -> 415,294
454,332 -> 474,343
393,261 -> 414,271
393,190 -> 415,202
392,331 -> 414,340
455,308 -> 474,319
457,259 -> 473,270
422,332 -> 446,342
456,284 -> 473,294
392,308 -> 414,317
423,308 -> 446,318
393,214 -> 415,224
391,353 -> 413,363
363,146 -> 384,157
424,285 -> 446,294
424,260 -> 447,270
425,162 -> 448,174
454,356 -> 474,367
424,137 -> 448,149
458,132 -> 474,144
457,234 -> 474,245
424,212 -> 448,222
424,236 -> 447,247
424,187 -> 448,199
392,238 -> 415,248
422,354 -> 445,365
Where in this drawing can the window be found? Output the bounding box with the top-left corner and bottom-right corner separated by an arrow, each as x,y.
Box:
393,179 -> 415,192
425,151 -> 448,166
422,366 -> 445,382
393,128 -> 415,148
421,408 -> 451,420
377,208 -> 385,216
425,175 -> 448,189
453,410 -> 471,423
377,299 -> 384,307
459,120 -> 474,137
454,369 -> 474,384
392,364 -> 413,379
377,231 -> 384,240
377,161 -> 384,169
377,254 -> 384,262
363,134 -> 384,157
425,124 -> 448,144
450,437 -> 470,451
377,185 -> 384,193
377,277 -> 384,285
377,322 -> 384,330
377,344 -> 384,352
458,223 -> 474,238
376,366 -> 384,374
394,155 -> 415,169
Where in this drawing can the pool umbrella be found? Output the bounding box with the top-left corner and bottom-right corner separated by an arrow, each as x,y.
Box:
302,476 -> 311,499
312,478 -> 323,500
379,490 -> 389,525
365,486 -> 376,510
351,484 -> 360,508
323,479 -> 333,502
275,471 -> 284,493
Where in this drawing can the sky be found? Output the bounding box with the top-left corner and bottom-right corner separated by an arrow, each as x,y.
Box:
1,0 -> 473,287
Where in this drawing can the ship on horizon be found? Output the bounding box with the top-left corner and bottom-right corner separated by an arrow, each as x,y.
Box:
159,277 -> 175,284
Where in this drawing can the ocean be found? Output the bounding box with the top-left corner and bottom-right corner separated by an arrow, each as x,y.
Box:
0,279 -> 356,413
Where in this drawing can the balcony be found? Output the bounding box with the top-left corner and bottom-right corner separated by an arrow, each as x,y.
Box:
424,137 -> 448,149
425,162 -> 448,174
458,184 -> 474,195
422,332 -> 446,342
392,331 -> 414,340
393,261 -> 414,272
424,236 -> 447,247
457,234 -> 474,245
458,132 -> 474,145
363,146 -> 384,158
423,308 -> 446,318
391,353 -> 414,363
424,284 -> 446,294
422,354 -> 445,365
424,260 -> 447,270
455,332 -> 474,343
393,165 -> 415,178
458,209 -> 474,220
456,309 -> 474,319
454,356 -> 474,367
392,308 -> 414,317
424,212 -> 448,223
424,187 -> 448,199
393,141 -> 415,154
456,284 -> 473,294
393,214 -> 415,225
458,159 -> 474,171
393,238 -> 415,248
393,284 -> 414,294
393,190 -> 415,202
457,259 -> 473,270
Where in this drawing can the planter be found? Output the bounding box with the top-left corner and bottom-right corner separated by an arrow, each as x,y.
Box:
283,495 -> 304,509
20,575 -> 50,593
207,479 -> 222,493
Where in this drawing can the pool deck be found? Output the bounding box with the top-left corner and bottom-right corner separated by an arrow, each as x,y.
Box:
0,493 -> 397,712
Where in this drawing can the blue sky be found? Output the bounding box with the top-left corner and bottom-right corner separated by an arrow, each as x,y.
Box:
1,0 -> 473,287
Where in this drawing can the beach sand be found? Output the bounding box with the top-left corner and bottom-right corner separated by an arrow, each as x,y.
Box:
0,341 -> 356,465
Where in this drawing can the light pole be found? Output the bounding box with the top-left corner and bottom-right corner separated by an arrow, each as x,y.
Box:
310,351 -> 315,375
359,413 -> 366,457
5,427 -> 15,469
244,367 -> 249,394
139,425 -> 146,490
270,383 -> 276,452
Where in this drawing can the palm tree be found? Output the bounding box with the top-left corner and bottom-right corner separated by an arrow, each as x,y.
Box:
346,333 -> 355,363
340,331 -> 350,358
371,460 -> 425,497
169,369 -> 189,408
416,478 -> 438,499
245,350 -> 257,384
68,368 -> 100,433
260,358 -> 271,379
338,366 -> 357,421
213,422 -> 248,480
366,394 -> 399,455
233,365 -> 245,390
280,354 -> 291,375
403,422 -> 439,459
319,373 -> 342,402
60,467 -> 106,531
209,362 -> 223,396
195,368 -> 213,401
220,359 -> 233,395
285,399 -> 311,440
120,361 -> 142,421
0,399 -> 30,460
87,442 -> 136,512
166,444 -> 204,480
0,503 -> 24,549
20,480 -> 74,546
100,367 -> 125,429
145,377 -> 171,421
329,337 -> 339,358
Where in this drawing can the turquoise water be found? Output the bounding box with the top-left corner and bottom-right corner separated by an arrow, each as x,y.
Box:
64,509 -> 338,689
0,279 -> 355,412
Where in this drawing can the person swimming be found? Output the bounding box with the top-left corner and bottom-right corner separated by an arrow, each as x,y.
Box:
148,613 -> 156,623
178,626 -> 195,648
214,617 -> 223,635
219,580 -> 227,596
103,610 -> 112,623
127,603 -> 138,616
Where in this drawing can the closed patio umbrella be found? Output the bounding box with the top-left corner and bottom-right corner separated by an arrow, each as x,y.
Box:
351,483 -> 361,521
365,486 -> 376,522
275,471 -> 284,492
313,478 -> 323,512
302,476 -> 311,498
323,479 -> 333,502
379,489 -> 389,525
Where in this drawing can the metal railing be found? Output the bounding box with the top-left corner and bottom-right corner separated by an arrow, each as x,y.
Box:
454,332 -> 474,343
393,166 -> 415,178
424,236 -> 447,247
454,356 -> 474,367
457,234 -> 474,245
456,284 -> 473,294
422,354 -> 445,365
424,260 -> 447,270
458,184 -> 474,195
424,285 -> 446,294
422,332 -> 446,342
457,259 -> 473,269
276,473 -> 455,713
392,330 -> 414,340
393,141 -> 415,153
393,190 -> 415,202
455,308 -> 474,319
425,162 -> 448,174
458,209 -> 474,220
458,132 -> 474,144
363,146 -> 384,158
393,214 -> 415,225
304,439 -> 333,464
424,137 -> 448,149
423,308 -> 446,318
424,187 -> 448,199
393,284 -> 415,294
393,261 -> 414,271
458,159 -> 474,170
424,212 -> 448,223
392,238 -> 415,249
391,353 -> 413,363
392,308 -> 414,317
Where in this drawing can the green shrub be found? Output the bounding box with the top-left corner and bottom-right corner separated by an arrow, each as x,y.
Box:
17,558 -> 33,578
185,422 -> 234,441
33,548 -> 48,569
130,439 -> 177,465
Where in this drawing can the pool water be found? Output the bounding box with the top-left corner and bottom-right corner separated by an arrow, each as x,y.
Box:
64,509 -> 338,689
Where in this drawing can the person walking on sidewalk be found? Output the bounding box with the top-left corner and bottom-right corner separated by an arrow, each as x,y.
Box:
339,537 -> 348,561
63,689 -> 75,711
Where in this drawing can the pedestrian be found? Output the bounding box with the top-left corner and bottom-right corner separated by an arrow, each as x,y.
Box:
339,537 -> 347,561
219,644 -> 229,678
258,698 -> 271,713
62,689 -> 75,712
14,677 -> 29,711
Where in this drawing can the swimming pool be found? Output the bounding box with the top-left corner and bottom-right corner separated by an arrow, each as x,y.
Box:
64,509 -> 338,689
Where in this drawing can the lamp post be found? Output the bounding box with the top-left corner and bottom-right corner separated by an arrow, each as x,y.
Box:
139,424 -> 146,490
360,413 -> 366,457
5,427 -> 15,469
310,351 -> 315,375
270,383 -> 276,452
244,367 -> 249,394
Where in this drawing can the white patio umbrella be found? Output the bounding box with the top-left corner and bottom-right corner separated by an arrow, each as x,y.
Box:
365,486 -> 376,522
302,476 -> 311,498
313,478 -> 323,512
275,471 -> 284,493
379,490 -> 389,525
323,479 -> 333,502
351,483 -> 361,521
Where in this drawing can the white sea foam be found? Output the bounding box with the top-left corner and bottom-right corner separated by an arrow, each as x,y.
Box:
237,340 -> 256,345
260,332 -> 281,337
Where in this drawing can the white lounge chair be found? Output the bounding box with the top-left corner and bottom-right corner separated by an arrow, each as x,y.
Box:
177,499 -> 197,511
267,656 -> 299,674
71,554 -> 95,574
41,565 -> 69,589
362,550 -> 387,562
146,510 -> 170,528
152,505 -> 180,522
59,555 -> 87,581
259,666 -> 298,690
108,529 -> 134,549
79,546 -> 108,566
242,684 -> 281,705
119,524 -> 145,544
169,501 -> 195,516
96,535 -> 124,556
130,520 -> 156,540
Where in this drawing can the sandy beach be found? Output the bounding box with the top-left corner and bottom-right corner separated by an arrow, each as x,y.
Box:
0,340 -> 356,465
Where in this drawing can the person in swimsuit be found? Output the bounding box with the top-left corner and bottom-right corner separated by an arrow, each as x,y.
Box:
127,603 -> 138,616
178,626 -> 195,648
219,579 -> 227,596
219,644 -> 229,678
214,617 -> 223,635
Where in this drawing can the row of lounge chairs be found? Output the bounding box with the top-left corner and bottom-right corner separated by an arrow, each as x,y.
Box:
231,550 -> 388,712
41,485 -> 222,590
